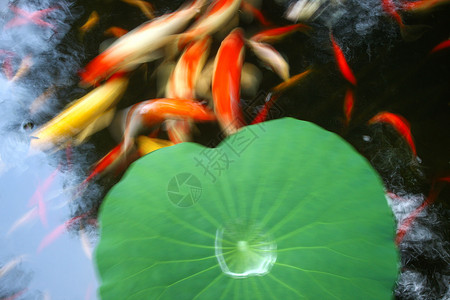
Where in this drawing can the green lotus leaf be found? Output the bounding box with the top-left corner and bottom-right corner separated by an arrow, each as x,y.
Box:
95,118 -> 398,299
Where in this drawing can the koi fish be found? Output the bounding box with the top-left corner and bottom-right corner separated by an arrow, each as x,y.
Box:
330,33 -> 357,86
250,24 -> 310,44
122,98 -> 216,151
401,0 -> 450,13
240,1 -> 272,26
79,11 -> 99,37
395,179 -> 446,244
73,108 -> 116,145
381,0 -> 430,41
240,62 -> 262,98
136,136 -> 174,156
10,54 -> 32,82
37,214 -> 85,252
285,0 -> 327,22
247,39 -> 290,81
29,86 -> 56,114
30,74 -> 129,151
80,227 -> 93,260
343,87 -> 354,125
166,37 -> 211,99
104,26 -> 129,38
121,0 -> 155,19
4,6 -> 57,30
0,255 -> 27,278
79,0 -> 204,86
7,207 -> 38,235
429,39 -> 450,54
165,37 -> 211,143
212,28 -> 245,135
178,0 -> 242,48
252,68 -> 312,124
368,111 -> 417,156
28,166 -> 60,207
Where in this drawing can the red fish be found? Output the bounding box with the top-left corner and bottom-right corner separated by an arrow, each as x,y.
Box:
429,39 -> 450,54
396,179 -> 445,245
212,28 -> 245,135
104,26 -> 129,38
401,0 -> 450,13
381,0 -> 430,41
37,214 -> 85,252
252,68 -> 312,124
368,111 -> 417,156
250,24 -> 311,44
240,1 -> 272,26
79,0 -> 204,86
330,33 -> 357,86
343,87 -> 354,125
4,6 -> 57,30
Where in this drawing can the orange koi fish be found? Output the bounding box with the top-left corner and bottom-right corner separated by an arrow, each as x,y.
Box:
121,0 -> 155,19
247,39 -> 290,81
79,0 -> 204,86
381,0 -> 430,41
178,0 -> 242,48
122,98 -> 216,151
240,1 -> 272,26
104,26 -> 129,38
212,28 -> 245,135
330,33 -> 357,86
250,24 -> 310,44
166,37 -> 211,99
343,87 -> 355,125
429,39 -> 450,54
401,0 -> 450,13
368,111 -> 417,156
79,11 -> 99,37
252,68 -> 312,124
30,74 -> 128,151
165,37 -> 211,143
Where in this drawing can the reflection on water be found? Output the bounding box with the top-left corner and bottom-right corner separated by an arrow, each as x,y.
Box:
0,0 -> 448,299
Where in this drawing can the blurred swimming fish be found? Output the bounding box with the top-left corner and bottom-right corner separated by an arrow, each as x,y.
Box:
37,214 -> 85,252
381,0 -> 430,41
30,74 -> 129,151
29,86 -> 56,114
104,26 -> 129,38
429,39 -> 450,54
240,1 -> 272,26
79,11 -> 99,39
136,136 -> 174,156
343,87 -> 354,125
121,0 -> 155,19
122,98 -> 216,151
250,24 -> 310,44
401,0 -> 450,14
368,111 -> 417,156
247,39 -> 290,81
0,255 -> 27,278
330,33 -> 357,86
4,6 -> 57,30
212,28 -> 245,135
80,0 -> 204,86
10,54 -> 32,82
178,0 -> 242,48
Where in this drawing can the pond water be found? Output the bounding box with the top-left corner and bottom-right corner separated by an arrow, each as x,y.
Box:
0,0 -> 448,299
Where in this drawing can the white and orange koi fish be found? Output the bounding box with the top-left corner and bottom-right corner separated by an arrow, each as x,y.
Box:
178,0 -> 242,48
247,39 -> 290,81
79,0 -> 205,86
212,28 -> 246,135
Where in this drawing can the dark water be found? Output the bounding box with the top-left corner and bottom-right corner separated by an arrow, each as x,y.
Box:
0,0 -> 448,299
